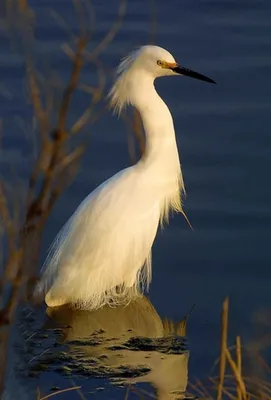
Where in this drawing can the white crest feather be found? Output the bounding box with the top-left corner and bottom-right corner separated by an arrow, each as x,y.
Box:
108,48 -> 141,115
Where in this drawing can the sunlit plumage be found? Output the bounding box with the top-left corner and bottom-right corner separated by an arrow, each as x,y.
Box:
35,45 -> 215,309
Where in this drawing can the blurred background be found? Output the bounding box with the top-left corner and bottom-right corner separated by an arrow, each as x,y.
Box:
0,0 -> 271,398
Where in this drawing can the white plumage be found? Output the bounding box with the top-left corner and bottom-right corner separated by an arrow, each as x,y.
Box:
35,45 -> 215,309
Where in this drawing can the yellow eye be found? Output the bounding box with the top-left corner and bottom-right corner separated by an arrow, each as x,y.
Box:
157,60 -> 163,67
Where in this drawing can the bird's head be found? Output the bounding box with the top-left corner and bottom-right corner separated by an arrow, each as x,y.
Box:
109,45 -> 216,114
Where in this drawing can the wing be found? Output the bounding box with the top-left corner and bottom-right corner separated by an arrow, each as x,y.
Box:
38,165 -> 160,298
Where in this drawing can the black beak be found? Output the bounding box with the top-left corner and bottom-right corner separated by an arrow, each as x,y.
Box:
171,64 -> 216,84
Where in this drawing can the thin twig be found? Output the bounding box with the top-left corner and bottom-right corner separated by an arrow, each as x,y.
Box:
39,386 -> 82,400
58,36 -> 88,133
91,0 -> 127,57
196,377 -> 212,399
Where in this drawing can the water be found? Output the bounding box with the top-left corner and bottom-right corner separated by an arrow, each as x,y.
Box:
13,299 -> 190,399
1,0 -> 271,398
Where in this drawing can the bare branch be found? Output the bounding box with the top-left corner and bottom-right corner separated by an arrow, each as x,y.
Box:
58,36 -> 88,133
91,0 -> 127,57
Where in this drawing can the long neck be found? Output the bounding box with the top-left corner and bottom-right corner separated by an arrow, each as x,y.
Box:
132,74 -> 185,223
137,79 -> 179,166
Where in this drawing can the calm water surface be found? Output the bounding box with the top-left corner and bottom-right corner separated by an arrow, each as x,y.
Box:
1,0 -> 271,398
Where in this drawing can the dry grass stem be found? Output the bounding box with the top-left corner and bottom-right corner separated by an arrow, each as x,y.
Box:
217,296 -> 229,400
236,335 -> 242,400
225,348 -> 247,399
210,377 -> 236,400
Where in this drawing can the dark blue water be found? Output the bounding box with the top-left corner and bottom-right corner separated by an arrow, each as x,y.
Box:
1,0 -> 271,398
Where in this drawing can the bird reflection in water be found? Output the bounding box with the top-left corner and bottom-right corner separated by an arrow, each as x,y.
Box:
43,296 -> 194,399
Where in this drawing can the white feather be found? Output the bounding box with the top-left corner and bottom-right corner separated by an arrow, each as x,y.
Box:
35,45 -> 187,310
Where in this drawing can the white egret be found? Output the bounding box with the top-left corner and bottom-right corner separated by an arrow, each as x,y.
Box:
35,45 -> 215,310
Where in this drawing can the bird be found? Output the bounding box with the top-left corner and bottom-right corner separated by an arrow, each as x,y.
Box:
34,45 -> 215,310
